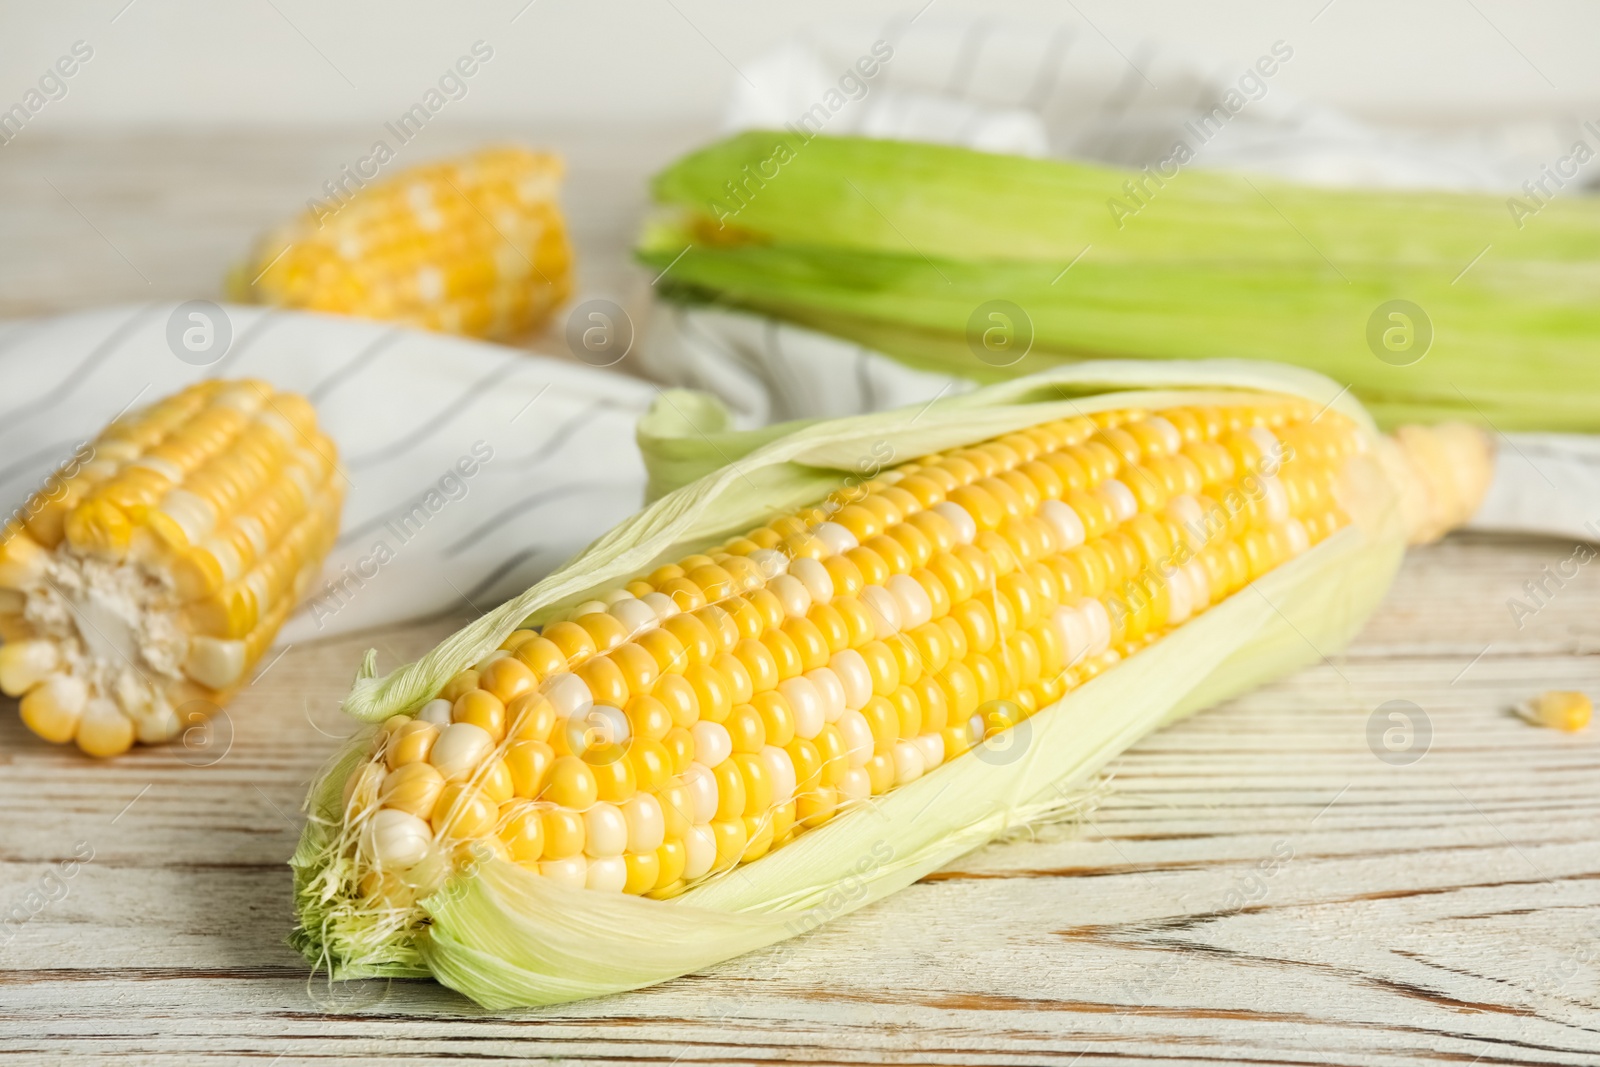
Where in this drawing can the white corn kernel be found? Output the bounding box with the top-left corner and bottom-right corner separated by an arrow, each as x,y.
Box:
804,666 -> 846,723
1081,598 -> 1112,656
811,521 -> 858,556
361,809 -> 434,870
836,709 -> 874,767
1039,499 -> 1086,550
417,698 -> 453,727
886,574 -> 933,629
1143,415 -> 1184,454
789,556 -> 833,604
609,597 -> 658,637
767,574 -> 812,618
1052,605 -> 1092,667
759,745 -> 797,806
892,739 -> 925,786
683,762 -> 719,823
183,636 -> 247,690
682,825 -> 716,880
1261,476 -> 1291,525
540,855 -> 589,888
829,649 -> 873,709
933,501 -> 977,544
1284,517 -> 1310,556
778,676 -> 824,739
0,639 -> 60,696
859,585 -> 901,639
641,591 -> 679,620
623,793 -> 666,853
747,548 -> 789,580
1183,560 -> 1212,607
473,649 -> 511,671
585,855 -> 627,892
837,767 -> 871,802
583,803 -> 628,857
541,672 -> 593,719
429,723 -> 495,780
1099,479 -> 1138,523
690,721 -> 733,768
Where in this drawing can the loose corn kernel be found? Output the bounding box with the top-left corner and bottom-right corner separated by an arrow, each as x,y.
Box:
1516,690 -> 1592,732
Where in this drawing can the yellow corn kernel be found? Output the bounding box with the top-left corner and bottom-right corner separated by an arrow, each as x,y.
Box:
1516,690 -> 1592,732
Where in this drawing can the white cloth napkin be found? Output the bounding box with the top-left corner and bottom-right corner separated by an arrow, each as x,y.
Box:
0,304 -> 655,644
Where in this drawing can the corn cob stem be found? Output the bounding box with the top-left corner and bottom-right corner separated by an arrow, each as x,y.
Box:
0,380 -> 344,757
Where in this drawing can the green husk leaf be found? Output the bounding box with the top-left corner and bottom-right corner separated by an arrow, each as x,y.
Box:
639,131 -> 1600,433
293,358 -> 1405,1007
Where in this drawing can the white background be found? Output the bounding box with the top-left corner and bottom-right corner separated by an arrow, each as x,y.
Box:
1,0 -> 1596,130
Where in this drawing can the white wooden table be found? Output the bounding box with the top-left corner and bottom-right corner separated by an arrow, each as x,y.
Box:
2,128 -> 1598,1066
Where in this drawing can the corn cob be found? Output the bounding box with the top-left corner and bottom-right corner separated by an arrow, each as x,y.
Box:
334,398 -> 1479,897
642,131 -> 1600,432
0,380 -> 343,757
296,363 -> 1489,1006
233,147 -> 572,341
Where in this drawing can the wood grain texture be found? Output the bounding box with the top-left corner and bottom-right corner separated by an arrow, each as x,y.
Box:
1,131 -> 1598,1066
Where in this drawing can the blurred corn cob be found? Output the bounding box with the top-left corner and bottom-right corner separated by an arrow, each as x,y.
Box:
0,380 -> 343,757
233,147 -> 572,341
292,360 -> 1490,1006
641,132 -> 1600,432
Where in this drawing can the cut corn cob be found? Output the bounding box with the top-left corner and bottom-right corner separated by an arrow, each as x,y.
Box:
0,380 -> 343,757
232,147 -> 572,341
300,370 -> 1490,1007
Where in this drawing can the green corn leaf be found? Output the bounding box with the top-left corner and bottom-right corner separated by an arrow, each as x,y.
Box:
640,131 -> 1600,432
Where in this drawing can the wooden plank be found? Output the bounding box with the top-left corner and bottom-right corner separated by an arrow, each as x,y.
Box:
2,536 -> 1597,1065
0,130 -> 1597,1064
